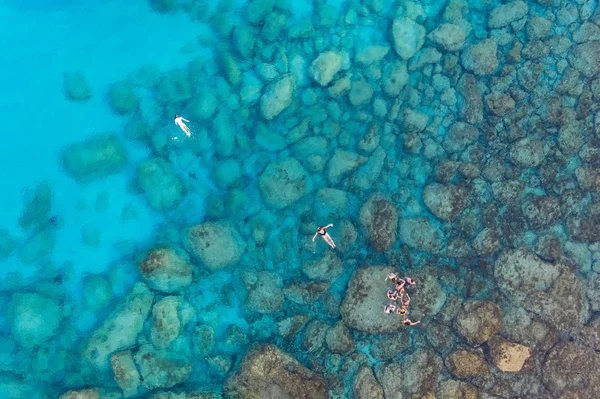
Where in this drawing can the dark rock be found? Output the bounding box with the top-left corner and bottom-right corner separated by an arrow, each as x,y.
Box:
521,195 -> 562,230
453,300 -> 503,346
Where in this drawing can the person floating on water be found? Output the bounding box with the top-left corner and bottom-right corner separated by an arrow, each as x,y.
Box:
402,318 -> 420,326
174,114 -> 191,137
312,224 -> 336,249
384,304 -> 397,314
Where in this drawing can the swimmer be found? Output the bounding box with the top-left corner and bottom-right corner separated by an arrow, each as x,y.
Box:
401,293 -> 411,308
386,273 -> 398,282
387,290 -> 399,301
395,278 -> 406,292
402,318 -> 420,326
384,304 -> 397,314
405,277 -> 416,286
312,224 -> 336,249
396,306 -> 408,316
174,114 -> 191,137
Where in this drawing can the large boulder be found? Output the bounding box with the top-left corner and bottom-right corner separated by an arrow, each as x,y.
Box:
183,222 -> 246,270
309,51 -> 343,86
63,71 -> 92,102
83,283 -> 154,370
378,349 -> 442,396
391,17 -> 425,59
542,342 -> 600,398
423,183 -> 469,221
224,344 -> 328,398
9,292 -> 63,348
302,251 -> 343,281
488,1 -> 528,28
135,158 -> 185,212
443,122 -> 479,154
353,366 -> 384,399
111,350 -> 142,397
399,217 -> 444,254
509,138 -> 546,167
62,135 -> 127,182
494,249 -> 586,331
326,150 -> 367,184
260,74 -> 295,120
341,266 -> 405,334
359,195 -> 398,252
139,247 -> 193,293
568,41 -> 600,77
428,23 -> 466,51
151,296 -> 182,349
461,39 -> 498,75
453,300 -> 503,346
259,158 -> 309,209
134,344 -> 192,390
488,337 -> 531,372
243,271 -> 284,314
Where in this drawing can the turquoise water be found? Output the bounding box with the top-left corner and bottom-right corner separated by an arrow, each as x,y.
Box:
2,0 -> 600,397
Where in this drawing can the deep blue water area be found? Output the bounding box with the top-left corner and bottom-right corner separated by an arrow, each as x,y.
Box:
2,0 -> 600,398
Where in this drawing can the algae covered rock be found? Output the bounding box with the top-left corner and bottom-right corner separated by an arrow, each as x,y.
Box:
509,138 -> 546,167
243,271 -> 284,314
9,292 -> 63,348
259,158 -> 309,209
453,300 -> 503,346
568,41 -> 600,77
428,23 -> 466,51
183,221 -> 245,270
108,81 -> 138,114
260,74 -> 295,120
151,296 -> 182,349
461,39 -> 498,75
542,342 -> 600,398
134,343 -> 192,390
63,71 -> 91,102
59,389 -> 100,399
352,366 -> 384,399
391,17 -> 425,59
302,251 -> 343,281
494,249 -> 586,331
488,1 -> 528,29
62,135 -> 127,182
110,350 -> 141,397
445,347 -> 489,379
359,195 -> 398,252
18,181 -> 52,231
83,283 -> 154,370
341,266 -> 405,334
309,51 -> 343,86
135,158 -> 185,212
382,61 -> 408,97
399,217 -> 444,253
224,344 -> 328,398
423,183 -> 469,222
139,247 -> 193,293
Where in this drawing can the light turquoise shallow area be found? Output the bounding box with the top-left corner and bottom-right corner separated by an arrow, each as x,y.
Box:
2,0 -> 600,398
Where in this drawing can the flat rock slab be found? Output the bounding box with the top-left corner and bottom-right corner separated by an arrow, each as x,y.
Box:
341,266 -> 405,334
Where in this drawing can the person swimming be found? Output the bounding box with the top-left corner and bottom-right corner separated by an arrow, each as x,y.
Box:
387,289 -> 399,301
312,223 -> 335,249
384,304 -> 397,314
174,114 -> 191,137
402,318 -> 420,326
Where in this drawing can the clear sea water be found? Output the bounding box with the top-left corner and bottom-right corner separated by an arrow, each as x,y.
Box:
1,0 -> 599,397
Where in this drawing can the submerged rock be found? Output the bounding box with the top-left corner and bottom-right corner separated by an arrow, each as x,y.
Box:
341,266 -> 405,334
381,61 -> 408,97
259,158 -> 309,209
453,300 -> 503,346
391,17 -> 425,59
488,337 -> 531,372
139,247 -> 193,293
446,347 -> 489,379
108,81 -> 138,114
59,389 -> 100,399
0,229 -> 16,261
568,41 -> 600,77
302,251 -> 343,281
542,342 -> 600,398
353,366 -> 384,399
260,74 -> 295,120
224,344 -> 328,398
488,1 -> 528,29
151,296 -> 182,349
428,23 -> 466,51
134,344 -> 192,390
461,39 -> 498,75
423,183 -> 469,221
399,217 -> 444,253
10,292 -> 63,348
63,71 -> 91,102
83,283 -> 154,370
111,350 -> 141,397
359,195 -> 398,252
494,249 -> 586,331
309,51 -> 342,86
326,149 -> 367,184
183,221 -> 245,270
135,158 -> 185,212
62,135 -> 127,183
243,271 -> 284,314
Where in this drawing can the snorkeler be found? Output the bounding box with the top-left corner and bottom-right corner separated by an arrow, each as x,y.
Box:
312,224 -> 336,249
384,304 -> 397,314
174,114 -> 191,137
402,318 -> 420,326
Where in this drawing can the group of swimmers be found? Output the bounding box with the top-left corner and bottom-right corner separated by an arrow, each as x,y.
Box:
383,273 -> 421,326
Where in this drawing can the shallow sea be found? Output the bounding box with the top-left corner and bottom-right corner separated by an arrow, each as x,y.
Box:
1,0 -> 600,397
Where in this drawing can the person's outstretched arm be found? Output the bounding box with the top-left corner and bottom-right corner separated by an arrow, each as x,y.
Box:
325,223 -> 333,228
182,117 -> 190,122
312,232 -> 318,242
